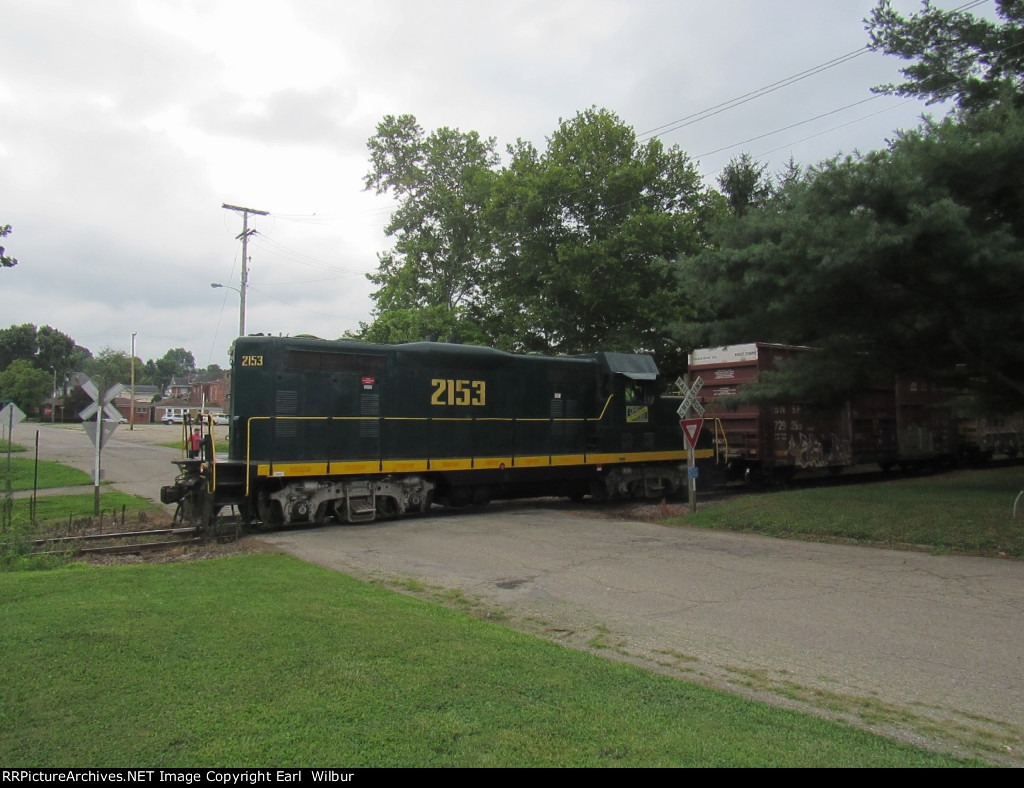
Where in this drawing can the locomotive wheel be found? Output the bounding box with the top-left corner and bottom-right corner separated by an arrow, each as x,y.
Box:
376,496 -> 400,520
256,493 -> 285,530
175,491 -> 218,529
210,508 -> 242,542
313,501 -> 336,524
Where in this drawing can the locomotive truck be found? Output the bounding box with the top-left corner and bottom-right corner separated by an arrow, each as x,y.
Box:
163,335 -> 714,528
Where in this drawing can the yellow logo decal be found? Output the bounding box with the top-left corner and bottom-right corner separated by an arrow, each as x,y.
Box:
626,406 -> 649,423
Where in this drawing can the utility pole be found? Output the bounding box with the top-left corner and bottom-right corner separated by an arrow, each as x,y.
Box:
130,332 -> 137,431
222,203 -> 269,338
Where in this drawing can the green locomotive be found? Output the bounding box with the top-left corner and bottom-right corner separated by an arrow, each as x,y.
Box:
162,336 -> 710,527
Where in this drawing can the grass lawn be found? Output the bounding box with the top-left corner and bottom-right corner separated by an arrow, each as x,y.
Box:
0,553 -> 984,768
1,457 -> 91,491
678,466 -> 1024,557
9,490 -> 164,528
1,455 -> 162,537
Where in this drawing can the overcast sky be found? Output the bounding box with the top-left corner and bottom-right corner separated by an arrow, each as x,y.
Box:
1,0 -> 991,369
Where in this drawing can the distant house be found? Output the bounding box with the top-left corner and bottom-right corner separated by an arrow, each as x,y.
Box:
165,376 -> 192,399
160,372 -> 226,410
192,374 -> 227,409
132,384 -> 162,400
111,384 -> 162,424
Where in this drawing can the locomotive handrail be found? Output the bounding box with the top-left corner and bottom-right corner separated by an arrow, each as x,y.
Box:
594,395 -> 614,422
240,398 -> 621,497
204,415 -> 216,493
710,417 -> 729,464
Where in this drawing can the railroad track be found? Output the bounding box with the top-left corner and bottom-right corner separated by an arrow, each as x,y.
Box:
694,455 -> 1024,498
32,526 -> 203,556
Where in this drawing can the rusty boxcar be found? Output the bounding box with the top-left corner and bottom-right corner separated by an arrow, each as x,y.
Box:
689,343 -> 961,484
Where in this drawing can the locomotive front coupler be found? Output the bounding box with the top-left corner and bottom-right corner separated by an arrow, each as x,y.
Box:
160,458 -> 208,505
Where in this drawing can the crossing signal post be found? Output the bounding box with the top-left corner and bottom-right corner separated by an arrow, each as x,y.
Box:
676,376 -> 705,514
76,374 -> 124,516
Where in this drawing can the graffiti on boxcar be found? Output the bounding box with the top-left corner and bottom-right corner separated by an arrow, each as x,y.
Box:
786,432 -> 852,469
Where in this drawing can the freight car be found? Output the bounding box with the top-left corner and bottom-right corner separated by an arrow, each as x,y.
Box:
162,336 -> 714,528
690,342 -> 963,484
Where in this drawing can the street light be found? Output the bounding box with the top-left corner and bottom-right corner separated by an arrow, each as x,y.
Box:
211,282 -> 245,338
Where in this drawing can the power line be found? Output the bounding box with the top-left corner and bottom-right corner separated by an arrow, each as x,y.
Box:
638,48 -> 871,143
253,234 -> 369,276
638,0 -> 993,150
245,284 -> 364,324
695,95 -> 884,159
750,99 -> 916,163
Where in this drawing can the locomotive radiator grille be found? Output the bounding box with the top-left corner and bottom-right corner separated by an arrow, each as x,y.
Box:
275,390 -> 298,438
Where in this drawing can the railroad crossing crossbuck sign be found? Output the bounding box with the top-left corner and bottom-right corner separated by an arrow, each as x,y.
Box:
675,376 -> 705,449
675,376 -> 705,419
76,373 -> 125,449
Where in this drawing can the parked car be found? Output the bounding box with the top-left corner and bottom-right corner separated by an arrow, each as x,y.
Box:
161,408 -> 228,426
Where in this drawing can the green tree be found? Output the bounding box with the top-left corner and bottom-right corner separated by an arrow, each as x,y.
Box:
0,224 -> 17,268
678,104 -> 1024,407
158,347 -> 196,377
86,349 -> 133,393
362,114 -> 499,343
35,326 -> 78,391
140,347 -> 197,391
0,324 -> 38,371
141,360 -> 160,386
867,0 -> 1024,113
485,107 -> 711,367
0,324 -> 82,377
0,360 -> 51,415
717,152 -> 772,217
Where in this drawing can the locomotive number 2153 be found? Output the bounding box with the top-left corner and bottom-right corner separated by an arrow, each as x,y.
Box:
430,379 -> 486,407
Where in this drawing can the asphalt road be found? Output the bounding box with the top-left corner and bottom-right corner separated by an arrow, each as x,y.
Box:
17,422 -> 1024,762
258,507 -> 1024,762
